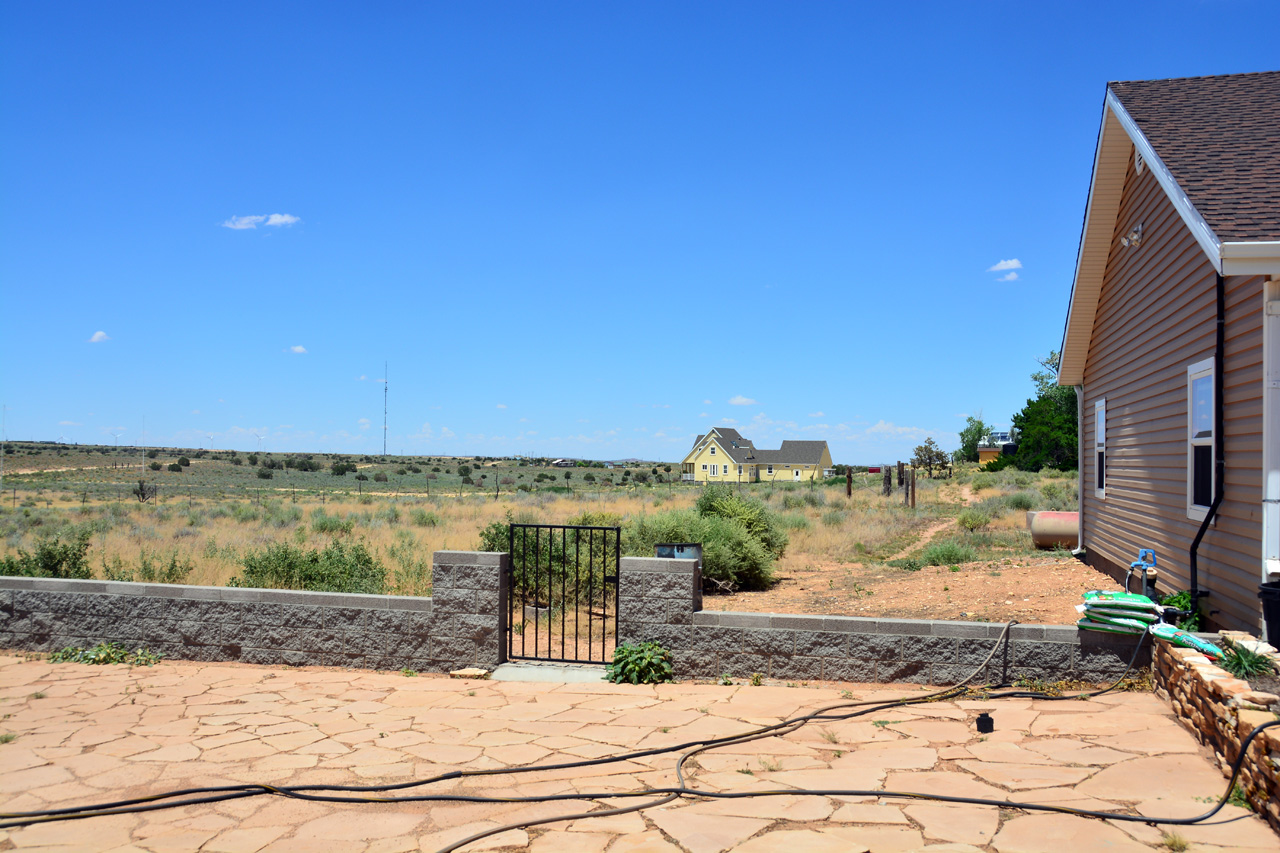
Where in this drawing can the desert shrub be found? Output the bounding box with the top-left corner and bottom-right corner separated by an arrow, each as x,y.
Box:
956,509 -> 992,532
458,465 -> 471,477
100,549 -> 194,584
178,456 -> 190,467
1003,491 -> 1037,511
331,462 -> 357,476
146,450 -> 159,459
626,509 -> 774,590
781,490 -> 825,510
257,469 -> 273,479
970,474 -> 994,491
311,509 -> 354,535
373,472 -> 389,483
231,503 -> 260,524
1039,481 -> 1078,511
922,539 -> 978,566
148,462 -> 162,471
696,485 -> 788,559
387,537 -> 431,597
377,505 -> 400,524
778,512 -> 810,531
0,530 -> 92,579
228,539 -> 387,594
167,463 -> 182,473
410,508 -> 441,527
821,510 -> 845,527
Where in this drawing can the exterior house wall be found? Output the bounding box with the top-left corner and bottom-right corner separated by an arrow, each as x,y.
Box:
1081,151 -> 1265,632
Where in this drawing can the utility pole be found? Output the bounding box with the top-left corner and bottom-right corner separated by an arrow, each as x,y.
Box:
383,361 -> 388,458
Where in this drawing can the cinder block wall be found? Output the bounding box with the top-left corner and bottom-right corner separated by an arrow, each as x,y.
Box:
0,551 -> 506,672
617,556 -> 1147,684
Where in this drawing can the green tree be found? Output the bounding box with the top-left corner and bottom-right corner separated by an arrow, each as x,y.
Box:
1008,351 -> 1078,472
955,415 -> 991,463
911,437 -> 949,478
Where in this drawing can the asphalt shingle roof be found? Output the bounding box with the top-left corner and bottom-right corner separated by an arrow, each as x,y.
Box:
691,430 -> 827,466
1110,71 -> 1280,242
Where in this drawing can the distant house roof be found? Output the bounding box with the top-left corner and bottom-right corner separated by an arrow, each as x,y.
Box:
687,429 -> 827,466
1060,71 -> 1280,386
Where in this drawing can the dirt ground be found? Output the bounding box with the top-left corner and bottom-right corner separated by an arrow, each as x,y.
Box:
703,554 -> 1123,625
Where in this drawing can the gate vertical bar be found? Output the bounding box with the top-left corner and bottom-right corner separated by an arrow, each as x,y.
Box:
574,529 -> 581,661
560,526 -> 567,659
508,524 -> 515,662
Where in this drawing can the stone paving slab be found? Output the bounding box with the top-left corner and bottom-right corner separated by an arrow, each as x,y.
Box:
0,653 -> 1276,852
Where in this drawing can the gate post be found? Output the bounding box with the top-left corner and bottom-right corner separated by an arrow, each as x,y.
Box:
617,556 -> 700,672
430,551 -> 508,670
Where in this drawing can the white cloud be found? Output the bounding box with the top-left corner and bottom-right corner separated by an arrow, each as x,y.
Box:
223,213 -> 300,230
58,420 -> 81,426
191,410 -> 200,415
808,411 -> 824,418
702,400 -> 712,405
997,271 -> 1019,282
728,395 -> 757,406
358,418 -> 371,430
222,215 -> 266,230
865,420 -> 933,441
721,418 -> 738,425
88,331 -> 109,343
440,427 -> 456,439
287,345 -> 307,354
358,375 -> 367,381
987,258 -> 1022,272
699,412 -> 709,418
496,403 -> 507,409
520,418 -> 530,423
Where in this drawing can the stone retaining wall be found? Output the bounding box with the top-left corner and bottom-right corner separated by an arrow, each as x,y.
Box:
618,556 -> 1148,684
0,551 -> 506,672
1153,633 -> 1280,832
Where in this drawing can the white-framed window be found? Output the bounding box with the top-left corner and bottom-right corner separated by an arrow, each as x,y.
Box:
1094,398 -> 1106,498
737,465 -> 743,475
701,464 -> 708,471
710,446 -> 716,456
767,465 -> 774,475
1187,357 -> 1215,519
710,464 -> 718,476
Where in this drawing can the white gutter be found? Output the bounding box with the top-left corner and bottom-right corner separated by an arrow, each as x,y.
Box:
1074,384 -> 1085,556
1222,242 -> 1280,276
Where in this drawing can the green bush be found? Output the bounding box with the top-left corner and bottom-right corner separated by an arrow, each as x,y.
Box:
0,531 -> 92,579
100,549 -> 194,584
50,642 -> 162,666
311,509 -> 354,535
167,463 -> 182,473
228,539 -> 387,594
148,462 -> 162,471
626,509 -> 774,590
921,539 -> 978,566
373,472 -> 389,483
1003,491 -> 1037,511
410,508 -> 441,527
257,469 -> 273,479
778,513 -> 810,530
956,509 -> 992,532
696,485 -> 787,560
970,474 -> 994,491
821,510 -> 845,527
606,641 -> 673,684
178,456 -> 190,467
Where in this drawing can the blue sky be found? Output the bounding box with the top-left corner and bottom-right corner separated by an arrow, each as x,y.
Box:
2,3 -> 1277,464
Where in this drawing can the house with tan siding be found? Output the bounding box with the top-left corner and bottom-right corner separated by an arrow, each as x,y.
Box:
1059,71 -> 1280,634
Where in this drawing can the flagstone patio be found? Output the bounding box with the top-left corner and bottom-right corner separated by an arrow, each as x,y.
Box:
0,653 -> 1276,853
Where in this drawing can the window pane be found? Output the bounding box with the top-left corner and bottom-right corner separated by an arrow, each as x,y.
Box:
1097,451 -> 1105,491
1192,445 -> 1213,506
1191,374 -> 1213,438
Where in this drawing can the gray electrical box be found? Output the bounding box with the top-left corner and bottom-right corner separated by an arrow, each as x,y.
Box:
655,543 -> 702,568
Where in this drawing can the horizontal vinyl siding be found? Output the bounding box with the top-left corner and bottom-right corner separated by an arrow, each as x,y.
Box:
1082,150 -> 1266,632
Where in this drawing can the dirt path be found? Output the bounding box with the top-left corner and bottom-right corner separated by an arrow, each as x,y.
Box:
885,484 -> 974,561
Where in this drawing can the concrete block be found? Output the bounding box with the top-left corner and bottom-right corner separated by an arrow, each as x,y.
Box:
691,612 -> 721,627
434,551 -> 507,568
848,634 -> 902,660
620,556 -> 698,574
931,621 -> 991,639
770,655 -> 825,681
901,635 -> 957,663
823,616 -> 881,634
720,653 -> 771,678
1014,641 -> 1074,671
823,657 -> 878,683
771,615 -> 826,633
877,660 -> 933,684
1009,624 -> 1047,641
792,631 -> 849,657
876,618 -> 935,635
715,612 -> 773,630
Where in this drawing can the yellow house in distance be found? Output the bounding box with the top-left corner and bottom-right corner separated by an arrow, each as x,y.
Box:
680,427 -> 833,483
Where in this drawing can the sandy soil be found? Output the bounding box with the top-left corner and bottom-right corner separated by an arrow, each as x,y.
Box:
702,554 -> 1122,625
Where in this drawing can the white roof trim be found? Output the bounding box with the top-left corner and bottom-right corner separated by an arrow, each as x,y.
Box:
1059,88 -> 1280,387
1105,90 -> 1224,274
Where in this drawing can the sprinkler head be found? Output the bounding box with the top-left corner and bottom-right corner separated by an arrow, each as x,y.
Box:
976,712 -> 994,734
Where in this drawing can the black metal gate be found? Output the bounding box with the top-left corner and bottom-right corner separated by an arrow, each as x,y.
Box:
506,523 -> 620,664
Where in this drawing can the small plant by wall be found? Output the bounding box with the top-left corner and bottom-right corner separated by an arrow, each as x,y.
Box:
606,641 -> 674,684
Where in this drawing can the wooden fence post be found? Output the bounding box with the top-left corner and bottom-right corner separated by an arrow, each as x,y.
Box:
897,461 -> 904,487
910,469 -> 917,509
882,467 -> 891,497
846,468 -> 853,498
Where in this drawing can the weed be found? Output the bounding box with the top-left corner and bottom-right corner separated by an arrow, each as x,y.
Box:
400,668 -> 418,677
1160,830 -> 1189,852
757,757 -> 782,772
1228,784 -> 1250,809
30,692 -> 47,699
0,733 -> 15,744
737,768 -> 754,775
956,509 -> 992,532
606,641 -> 674,685
467,690 -> 476,697
660,726 -> 670,733
1218,642 -> 1277,680
871,720 -> 900,728
749,672 -> 764,687
819,728 -> 838,743
49,643 -> 162,667
840,690 -> 854,699
718,673 -> 733,686
922,540 -> 978,566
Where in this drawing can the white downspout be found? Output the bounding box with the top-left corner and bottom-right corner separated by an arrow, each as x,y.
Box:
1264,280 -> 1280,581
1074,384 -> 1086,556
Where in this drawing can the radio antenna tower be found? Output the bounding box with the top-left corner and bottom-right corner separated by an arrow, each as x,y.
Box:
383,361 -> 388,458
